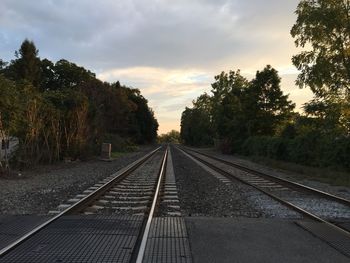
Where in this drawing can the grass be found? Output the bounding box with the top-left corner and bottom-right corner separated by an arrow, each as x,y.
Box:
110,145 -> 139,159
240,155 -> 350,187
110,152 -> 125,159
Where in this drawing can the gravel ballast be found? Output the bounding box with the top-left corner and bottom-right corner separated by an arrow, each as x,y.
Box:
187,149 -> 350,221
93,150 -> 164,216
171,146 -> 301,218
195,147 -> 350,200
0,146 -> 157,215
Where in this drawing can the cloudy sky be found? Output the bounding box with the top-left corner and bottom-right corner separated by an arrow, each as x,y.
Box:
0,0 -> 313,134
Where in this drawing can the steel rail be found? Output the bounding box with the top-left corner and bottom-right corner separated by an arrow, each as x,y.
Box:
0,146 -> 162,257
181,146 -> 350,207
135,147 -> 168,263
177,146 -> 350,238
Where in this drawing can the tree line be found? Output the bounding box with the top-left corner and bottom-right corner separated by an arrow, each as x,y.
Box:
180,0 -> 350,171
0,40 -> 158,171
158,130 -> 181,144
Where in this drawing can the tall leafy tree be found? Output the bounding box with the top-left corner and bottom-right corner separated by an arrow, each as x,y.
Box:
40,58 -> 55,91
246,66 -> 295,136
291,0 -> 350,97
303,96 -> 350,135
0,76 -> 22,173
126,88 -> 159,143
52,59 -> 95,89
180,107 -> 214,146
180,66 -> 295,150
0,76 -> 22,136
210,70 -> 248,140
180,94 -> 215,146
6,39 -> 42,87
291,0 -> 350,135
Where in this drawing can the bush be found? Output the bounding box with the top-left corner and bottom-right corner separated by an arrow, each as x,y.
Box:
102,133 -> 136,152
241,136 -> 288,160
287,132 -> 321,165
324,136 -> 350,170
239,134 -> 350,171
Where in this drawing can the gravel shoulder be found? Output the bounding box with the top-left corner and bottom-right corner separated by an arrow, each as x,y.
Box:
190,147 -> 350,200
171,146 -> 301,218
0,146 -> 157,215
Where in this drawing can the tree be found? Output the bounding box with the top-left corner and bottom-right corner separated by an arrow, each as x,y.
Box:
0,76 -> 22,135
180,66 -> 295,149
303,95 -> 350,135
0,59 -> 7,70
245,65 -> 295,136
180,106 -> 214,146
40,58 -> 55,91
6,39 -> 41,87
210,70 -> 248,142
0,76 -> 22,173
0,39 -> 159,167
192,93 -> 213,114
49,89 -> 89,159
210,70 -> 248,134
291,0 -> 350,97
54,59 -> 95,89
158,130 -> 181,143
126,88 -> 158,144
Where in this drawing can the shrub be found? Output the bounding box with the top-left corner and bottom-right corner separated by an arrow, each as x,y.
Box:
102,133 -> 136,152
239,134 -> 350,171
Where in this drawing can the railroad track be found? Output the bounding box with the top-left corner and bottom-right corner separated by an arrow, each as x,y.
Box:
177,146 -> 350,257
0,146 -> 172,262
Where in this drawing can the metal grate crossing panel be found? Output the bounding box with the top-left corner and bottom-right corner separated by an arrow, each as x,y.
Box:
338,222 -> 350,232
148,217 -> 188,238
0,215 -> 143,263
143,217 -> 192,263
0,215 -> 50,250
296,221 -> 350,258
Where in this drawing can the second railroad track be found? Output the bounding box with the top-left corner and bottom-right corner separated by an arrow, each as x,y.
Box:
177,146 -> 350,257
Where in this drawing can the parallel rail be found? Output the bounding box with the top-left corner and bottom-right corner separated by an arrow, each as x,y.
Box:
0,146 -> 165,261
182,146 -> 350,207
135,147 -> 168,263
177,146 -> 350,238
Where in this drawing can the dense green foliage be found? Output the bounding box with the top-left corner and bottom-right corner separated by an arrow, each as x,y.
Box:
0,40 -> 158,169
242,134 -> 350,170
180,0 -> 350,171
158,130 -> 181,143
291,0 -> 350,97
291,0 -> 350,137
181,63 -> 350,170
181,66 -> 295,151
181,93 -> 214,146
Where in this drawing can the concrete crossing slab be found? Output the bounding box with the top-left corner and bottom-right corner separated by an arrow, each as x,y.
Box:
185,217 -> 350,263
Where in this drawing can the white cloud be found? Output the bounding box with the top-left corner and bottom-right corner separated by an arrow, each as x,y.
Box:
98,66 -> 211,133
